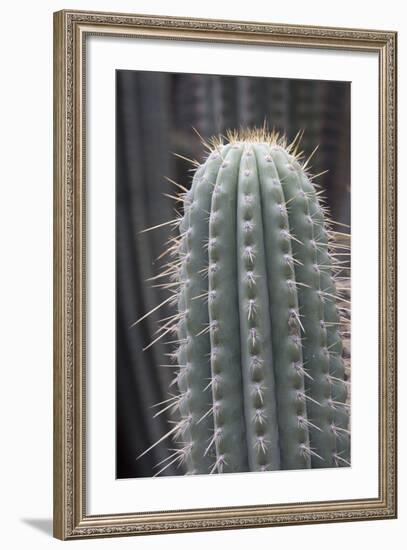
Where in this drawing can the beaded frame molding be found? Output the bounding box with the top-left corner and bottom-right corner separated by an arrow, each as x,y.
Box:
53,9 -> 397,540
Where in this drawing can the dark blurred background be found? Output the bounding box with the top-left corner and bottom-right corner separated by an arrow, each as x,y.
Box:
116,70 -> 350,479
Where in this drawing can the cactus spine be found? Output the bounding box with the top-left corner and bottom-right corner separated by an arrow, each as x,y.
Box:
139,128 -> 350,475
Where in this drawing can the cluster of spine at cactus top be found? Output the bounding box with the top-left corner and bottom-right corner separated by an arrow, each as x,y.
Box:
138,128 -> 350,476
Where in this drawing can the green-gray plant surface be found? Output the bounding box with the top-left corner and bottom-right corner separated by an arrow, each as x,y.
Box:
137,128 -> 350,476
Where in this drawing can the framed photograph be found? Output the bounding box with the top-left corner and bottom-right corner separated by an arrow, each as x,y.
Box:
53,9 -> 397,540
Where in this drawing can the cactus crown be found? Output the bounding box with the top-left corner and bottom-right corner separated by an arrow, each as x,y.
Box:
137,127 -> 350,477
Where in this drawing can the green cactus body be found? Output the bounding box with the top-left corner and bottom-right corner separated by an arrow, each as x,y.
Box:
208,145 -> 250,473
300,170 -> 350,466
175,163 -> 206,474
236,145 -> 281,471
179,151 -> 231,473
142,130 -> 350,475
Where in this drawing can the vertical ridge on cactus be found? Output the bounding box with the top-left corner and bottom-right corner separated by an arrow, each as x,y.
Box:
236,144 -> 281,472
138,127 -> 350,475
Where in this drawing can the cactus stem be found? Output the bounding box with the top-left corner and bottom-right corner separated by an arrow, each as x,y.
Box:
139,128 -> 350,474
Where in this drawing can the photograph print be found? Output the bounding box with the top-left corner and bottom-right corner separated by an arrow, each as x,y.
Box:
116,70 -> 351,479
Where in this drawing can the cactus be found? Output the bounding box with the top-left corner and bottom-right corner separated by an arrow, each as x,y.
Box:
137,128 -> 350,475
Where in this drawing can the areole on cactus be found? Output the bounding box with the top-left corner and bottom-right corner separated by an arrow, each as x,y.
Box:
137,127 -> 350,476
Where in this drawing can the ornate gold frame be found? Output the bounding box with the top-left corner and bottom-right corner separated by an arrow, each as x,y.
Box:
53,9 -> 397,540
